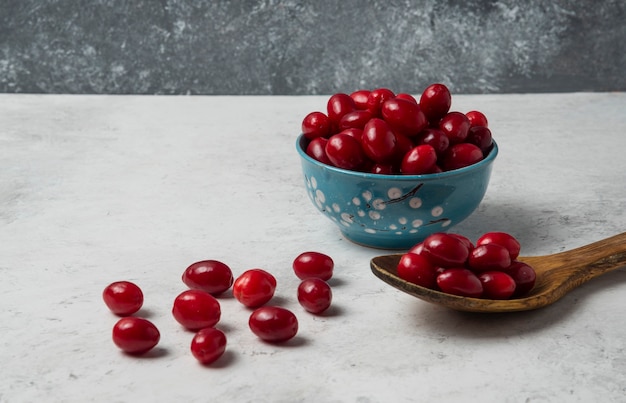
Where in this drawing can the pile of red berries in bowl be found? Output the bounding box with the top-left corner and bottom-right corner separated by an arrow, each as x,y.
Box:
397,232 -> 536,299
301,84 -> 494,175
295,83 -> 498,249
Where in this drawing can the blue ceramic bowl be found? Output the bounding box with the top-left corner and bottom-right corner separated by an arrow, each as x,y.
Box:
296,134 -> 498,249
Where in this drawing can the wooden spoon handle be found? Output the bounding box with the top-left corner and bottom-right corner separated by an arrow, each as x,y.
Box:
569,231 -> 626,277
521,232 -> 626,294
553,231 -> 626,271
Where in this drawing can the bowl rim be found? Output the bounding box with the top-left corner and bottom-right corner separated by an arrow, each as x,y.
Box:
296,134 -> 498,180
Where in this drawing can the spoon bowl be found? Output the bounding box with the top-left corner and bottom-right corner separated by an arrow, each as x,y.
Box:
371,232 -> 626,313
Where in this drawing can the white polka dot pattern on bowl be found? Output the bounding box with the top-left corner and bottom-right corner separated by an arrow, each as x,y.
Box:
305,175 -> 449,235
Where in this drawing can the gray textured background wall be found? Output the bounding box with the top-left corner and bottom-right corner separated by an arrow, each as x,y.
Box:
1,0 -> 625,95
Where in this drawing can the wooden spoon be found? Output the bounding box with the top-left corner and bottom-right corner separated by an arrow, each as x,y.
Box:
370,232 -> 626,313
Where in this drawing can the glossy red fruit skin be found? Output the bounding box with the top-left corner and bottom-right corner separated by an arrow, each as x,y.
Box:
477,232 -> 521,260
422,233 -> 470,268
306,137 -> 332,165
381,98 -> 428,137
439,112 -> 471,144
397,252 -> 437,289
293,251 -> 334,281
190,327 -> 227,365
325,132 -> 367,170
478,271 -> 516,299
350,89 -> 371,110
442,143 -> 483,171
172,290 -> 221,330
468,244 -> 512,272
401,144 -> 437,175
466,110 -> 488,128
182,260 -> 234,296
395,93 -> 418,104
112,317 -> 160,355
417,128 -> 450,157
338,110 -> 372,131
419,83 -> 452,123
327,93 -> 356,126
366,88 -> 396,117
103,281 -> 144,316
437,268 -> 483,298
249,306 -> 299,343
338,128 -> 363,141
408,242 -> 425,255
233,269 -> 276,308
302,111 -> 331,140
507,261 -> 537,297
391,133 -> 414,165
467,126 -> 493,153
448,233 -> 474,252
362,118 -> 397,163
297,278 -> 332,314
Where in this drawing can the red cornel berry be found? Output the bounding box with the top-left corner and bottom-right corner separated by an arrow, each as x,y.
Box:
233,269 -> 277,308
292,251 -> 334,281
103,281 -> 144,316
466,110 -> 488,128
477,232 -> 521,259
302,111 -> 331,140
327,93 -> 356,125
172,290 -> 221,330
325,132 -> 367,170
469,244 -> 512,272
396,252 -> 437,289
419,83 -> 452,123
436,268 -> 483,298
190,327 -> 227,365
350,89 -> 371,110
361,118 -> 397,163
401,144 -> 438,174
422,233 -> 470,268
249,306 -> 299,343
306,137 -> 332,165
182,260 -> 233,296
478,271 -> 516,300
297,278 -> 332,314
439,112 -> 470,145
366,88 -> 395,117
112,317 -> 160,355
380,97 -> 428,136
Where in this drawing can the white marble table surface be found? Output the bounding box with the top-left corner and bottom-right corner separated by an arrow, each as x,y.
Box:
1,93 -> 625,403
